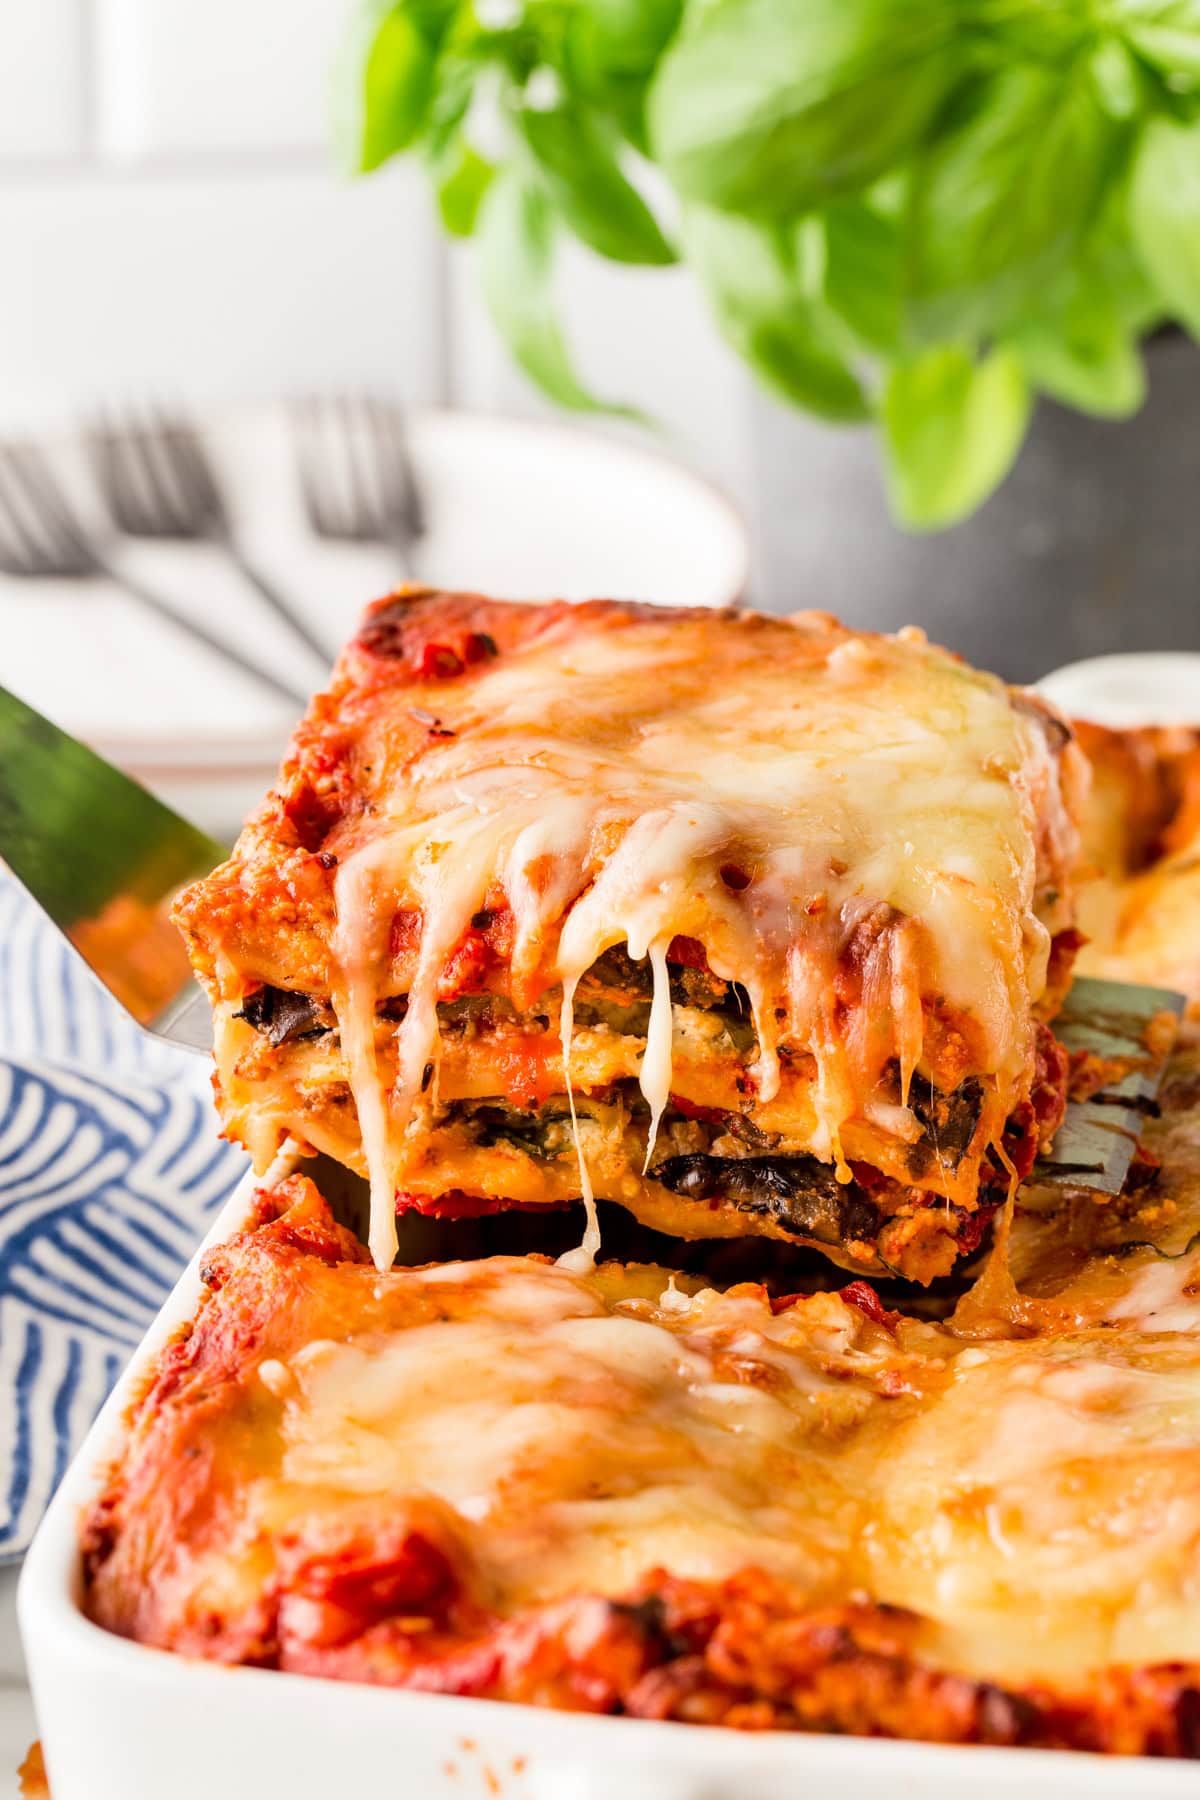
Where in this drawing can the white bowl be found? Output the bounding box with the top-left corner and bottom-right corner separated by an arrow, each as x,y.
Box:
17,1158 -> 1198,1800
1036,652 -> 1200,729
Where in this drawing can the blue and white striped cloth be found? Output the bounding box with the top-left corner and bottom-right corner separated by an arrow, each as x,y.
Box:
0,877 -> 247,1562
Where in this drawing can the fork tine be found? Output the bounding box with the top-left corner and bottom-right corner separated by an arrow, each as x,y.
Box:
94,407 -> 153,534
290,397 -> 335,538
2,446 -> 92,572
92,406 -> 161,535
146,409 -> 199,520
85,411 -> 119,521
368,396 -> 425,538
91,405 -> 196,537
364,397 -> 401,523
316,395 -> 352,536
0,452 -> 54,573
150,405 -> 201,532
86,408 -> 130,525
86,409 -> 140,536
340,393 -> 382,539
289,392 -> 424,549
153,405 -> 224,529
306,394 -> 351,538
347,390 -> 390,536
115,433 -> 154,534
123,408 -> 190,535
14,445 -> 89,549
177,409 -> 225,516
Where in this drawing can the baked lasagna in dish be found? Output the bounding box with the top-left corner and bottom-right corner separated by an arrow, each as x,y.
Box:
83,1133 -> 1200,1756
175,588 -> 1086,1281
81,648 -> 1200,1764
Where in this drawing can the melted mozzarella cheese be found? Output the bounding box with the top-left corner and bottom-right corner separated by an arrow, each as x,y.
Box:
1104,1251 -> 1200,1331
272,1262 -> 868,1607
877,1337 -> 1200,1676
258,1256 -> 1200,1681
328,608 -> 1079,1268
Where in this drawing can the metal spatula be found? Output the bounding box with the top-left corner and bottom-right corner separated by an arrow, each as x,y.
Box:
1030,975 -> 1185,1200
0,683 -> 1186,1204
0,683 -> 222,1050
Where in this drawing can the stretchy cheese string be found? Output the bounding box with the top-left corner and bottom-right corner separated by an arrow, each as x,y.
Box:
331,853 -> 401,1272
556,974 -> 600,1273
640,939 -> 673,1174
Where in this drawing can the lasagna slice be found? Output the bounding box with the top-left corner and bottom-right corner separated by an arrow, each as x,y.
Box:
175,589 -> 1086,1281
1073,720 -> 1200,1005
82,1173 -> 1200,1756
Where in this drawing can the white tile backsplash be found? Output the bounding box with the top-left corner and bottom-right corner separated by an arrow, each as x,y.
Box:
0,3 -> 85,160
94,0 -> 355,158
0,164 -> 439,430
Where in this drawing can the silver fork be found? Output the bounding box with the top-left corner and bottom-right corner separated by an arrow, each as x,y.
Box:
87,405 -> 331,664
290,393 -> 425,558
0,441 -> 306,707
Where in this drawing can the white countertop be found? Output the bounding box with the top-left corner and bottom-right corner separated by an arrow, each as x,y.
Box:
0,1572 -> 34,1798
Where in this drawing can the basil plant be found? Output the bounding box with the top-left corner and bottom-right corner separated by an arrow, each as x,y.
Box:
344,0 -> 1200,528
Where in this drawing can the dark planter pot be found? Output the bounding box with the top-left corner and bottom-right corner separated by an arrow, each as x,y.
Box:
749,331 -> 1200,684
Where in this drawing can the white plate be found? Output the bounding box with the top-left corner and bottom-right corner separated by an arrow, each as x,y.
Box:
3,407 -> 747,837
17,1158 -> 1199,1800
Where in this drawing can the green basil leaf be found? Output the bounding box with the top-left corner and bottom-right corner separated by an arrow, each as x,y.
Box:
1088,192 -> 1167,332
1008,277 -> 1145,415
1130,114 -> 1200,331
1089,36 -> 1151,118
883,345 -> 1031,529
683,206 -> 869,422
822,201 -> 903,353
519,102 -> 676,265
479,166 -> 640,415
649,0 -> 960,216
968,0 -> 1094,60
422,42 -> 481,159
905,62 -> 1114,342
561,0 -> 683,151
433,140 -> 494,236
357,6 -> 436,172
572,0 -> 683,76
403,0 -> 461,42
1109,0 -> 1200,78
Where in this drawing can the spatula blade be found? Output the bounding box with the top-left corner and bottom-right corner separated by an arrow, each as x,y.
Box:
0,684 -> 223,1043
1032,975 -> 1186,1199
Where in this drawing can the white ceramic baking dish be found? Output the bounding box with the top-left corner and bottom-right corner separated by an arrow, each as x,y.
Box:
17,1154 -> 1200,1800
